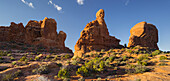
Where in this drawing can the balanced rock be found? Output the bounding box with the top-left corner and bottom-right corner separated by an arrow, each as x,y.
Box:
74,9 -> 121,57
128,22 -> 159,49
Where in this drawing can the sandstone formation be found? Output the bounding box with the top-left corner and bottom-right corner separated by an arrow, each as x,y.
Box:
128,22 -> 159,49
0,17 -> 72,53
74,9 -> 121,57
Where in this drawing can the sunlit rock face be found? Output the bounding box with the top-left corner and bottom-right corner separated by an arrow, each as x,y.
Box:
74,9 -> 122,57
128,22 -> 159,50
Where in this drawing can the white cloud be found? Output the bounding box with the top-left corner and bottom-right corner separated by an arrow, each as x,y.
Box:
48,0 -> 62,11
21,0 -> 34,8
125,0 -> 130,6
77,0 -> 84,5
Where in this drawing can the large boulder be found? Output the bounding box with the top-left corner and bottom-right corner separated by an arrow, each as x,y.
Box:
128,22 -> 159,49
74,9 -> 121,57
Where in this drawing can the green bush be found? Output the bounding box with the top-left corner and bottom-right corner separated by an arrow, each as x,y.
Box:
58,68 -> 70,79
78,77 -> 85,81
0,56 -> 4,60
127,49 -> 133,54
158,62 -> 168,66
138,54 -> 149,61
0,51 -> 8,56
122,55 -> 128,61
10,56 -> 15,61
152,50 -> 161,56
65,54 -> 71,59
137,60 -> 148,66
34,56 -> 40,61
7,54 -> 12,57
2,70 -> 22,81
76,65 -> 89,77
32,65 -> 50,74
12,61 -> 17,65
101,49 -> 105,52
159,56 -> 167,60
108,56 -> 116,62
2,74 -> 14,81
126,65 -> 150,74
19,56 -> 27,61
46,55 -> 52,59
72,60 -> 78,65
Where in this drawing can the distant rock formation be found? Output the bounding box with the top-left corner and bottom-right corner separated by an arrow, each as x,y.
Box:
74,9 -> 122,57
128,22 -> 159,49
0,17 -> 72,53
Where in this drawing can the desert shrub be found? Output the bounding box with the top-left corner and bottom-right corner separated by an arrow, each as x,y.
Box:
126,64 -> 151,74
159,56 -> 167,60
37,76 -> 51,81
152,50 -> 161,56
138,54 -> 149,61
78,77 -> 85,81
14,70 -> 22,77
46,55 -> 52,59
76,65 -> 89,77
127,49 -> 133,54
58,68 -> 70,79
10,56 -> 15,61
105,59 -> 111,67
137,60 -> 149,66
158,62 -> 168,66
135,79 -> 141,81
133,47 -> 138,49
19,56 -> 27,61
83,58 -> 111,73
2,74 -> 14,81
133,50 -> 139,54
72,60 -> 78,65
63,78 -> 71,81
12,61 -> 17,65
32,65 -> 50,74
52,55 -> 58,61
0,56 -> 4,60
97,77 -> 102,81
65,54 -> 71,59
108,56 -> 116,62
0,51 -> 8,56
7,54 -> 12,56
35,56 -> 40,61
2,70 -> 22,81
122,55 -> 128,61
101,49 -> 105,52
57,63 -> 62,67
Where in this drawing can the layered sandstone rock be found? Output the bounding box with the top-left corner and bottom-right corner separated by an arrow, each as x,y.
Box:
0,17 -> 72,53
0,22 -> 25,43
128,22 -> 159,49
74,9 -> 121,57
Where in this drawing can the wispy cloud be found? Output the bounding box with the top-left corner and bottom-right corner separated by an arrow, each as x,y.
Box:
77,0 -> 84,5
125,0 -> 130,6
48,0 -> 62,11
21,0 -> 34,8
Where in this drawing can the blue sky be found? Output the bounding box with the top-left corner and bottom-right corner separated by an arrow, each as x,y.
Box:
0,0 -> 170,51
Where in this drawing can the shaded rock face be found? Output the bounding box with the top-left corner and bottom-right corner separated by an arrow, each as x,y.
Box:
0,22 -> 25,43
0,17 -> 72,53
128,22 -> 159,49
74,9 -> 121,57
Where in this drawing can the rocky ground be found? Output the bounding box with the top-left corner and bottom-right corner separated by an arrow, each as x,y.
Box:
0,46 -> 169,81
